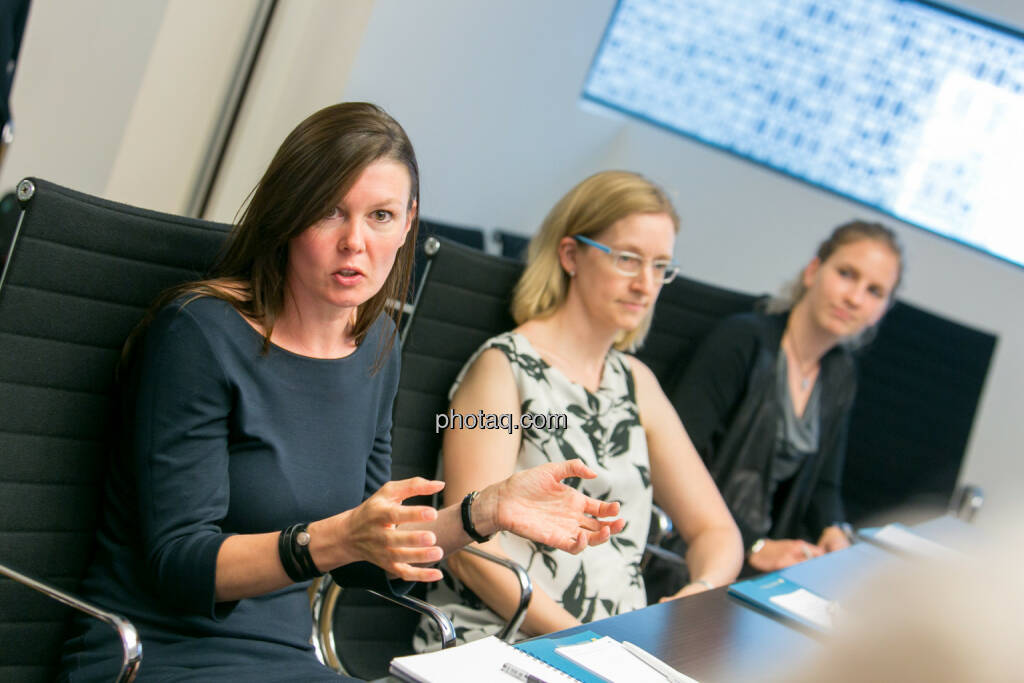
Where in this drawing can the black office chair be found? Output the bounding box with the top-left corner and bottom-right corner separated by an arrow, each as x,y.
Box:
0,190 -> 18,270
0,179 -> 453,683
493,229 -> 530,261
314,236 -> 533,680
843,300 -> 996,525
407,219 -> 487,305
0,178 -> 229,682
635,276 -> 761,394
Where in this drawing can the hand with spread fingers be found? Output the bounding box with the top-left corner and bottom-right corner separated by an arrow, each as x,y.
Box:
322,477 -> 447,583
480,459 -> 626,553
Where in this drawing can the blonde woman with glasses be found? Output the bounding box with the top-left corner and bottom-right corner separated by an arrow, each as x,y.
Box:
415,171 -> 742,649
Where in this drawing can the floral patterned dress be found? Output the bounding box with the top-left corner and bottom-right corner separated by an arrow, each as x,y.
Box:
414,332 -> 652,649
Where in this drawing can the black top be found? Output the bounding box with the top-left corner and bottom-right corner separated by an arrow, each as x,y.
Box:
670,312 -> 856,550
61,297 -> 401,681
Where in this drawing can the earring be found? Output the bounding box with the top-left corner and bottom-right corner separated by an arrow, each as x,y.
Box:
568,271 -> 576,278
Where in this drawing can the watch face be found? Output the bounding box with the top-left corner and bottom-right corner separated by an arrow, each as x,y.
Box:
297,531 -> 311,546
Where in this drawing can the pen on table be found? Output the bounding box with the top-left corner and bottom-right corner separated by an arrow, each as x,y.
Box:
621,640 -> 697,683
501,661 -> 549,683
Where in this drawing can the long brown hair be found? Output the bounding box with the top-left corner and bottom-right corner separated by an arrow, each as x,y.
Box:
130,102 -> 419,368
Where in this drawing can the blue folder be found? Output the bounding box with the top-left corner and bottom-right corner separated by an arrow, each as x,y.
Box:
727,574 -> 834,634
514,629 -> 605,683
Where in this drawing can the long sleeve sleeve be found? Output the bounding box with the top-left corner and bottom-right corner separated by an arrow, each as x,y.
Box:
670,316 -> 760,467
804,365 -> 857,537
132,304 -> 234,617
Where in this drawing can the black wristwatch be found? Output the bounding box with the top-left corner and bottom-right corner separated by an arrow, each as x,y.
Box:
460,491 -> 493,543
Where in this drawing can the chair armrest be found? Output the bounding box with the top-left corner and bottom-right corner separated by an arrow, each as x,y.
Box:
0,562 -> 142,683
310,572 -> 457,672
949,483 -> 984,523
643,543 -> 686,566
460,546 -> 533,642
641,504 -> 680,572
649,504 -> 674,547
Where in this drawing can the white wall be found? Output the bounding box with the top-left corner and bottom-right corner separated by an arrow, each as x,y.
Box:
0,0 -> 167,195
4,0 -> 1021,524
0,0 -> 263,215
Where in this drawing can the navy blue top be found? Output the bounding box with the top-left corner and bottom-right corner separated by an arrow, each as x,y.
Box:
61,297 -> 401,681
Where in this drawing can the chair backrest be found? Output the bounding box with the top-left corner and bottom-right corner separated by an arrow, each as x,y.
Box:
493,229 -> 530,261
393,238 -> 520,486
408,219 -> 487,304
0,191 -> 18,268
635,275 -> 761,392
0,178 -> 229,682
843,301 -> 996,523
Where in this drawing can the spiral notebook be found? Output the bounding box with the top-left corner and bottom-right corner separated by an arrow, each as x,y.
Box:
389,635 -> 579,683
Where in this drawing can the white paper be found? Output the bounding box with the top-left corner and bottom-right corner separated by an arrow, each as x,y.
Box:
874,524 -> 960,559
769,587 -> 836,630
556,636 -> 699,683
389,635 -> 575,683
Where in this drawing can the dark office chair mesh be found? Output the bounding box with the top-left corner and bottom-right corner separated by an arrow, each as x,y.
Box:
843,301 -> 996,524
328,237 -> 522,679
408,219 -> 487,303
635,276 -> 760,392
494,229 -> 530,261
0,191 -> 18,268
393,239 -> 520,483
0,178 -> 229,682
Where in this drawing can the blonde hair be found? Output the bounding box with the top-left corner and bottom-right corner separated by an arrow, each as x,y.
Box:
511,171 -> 679,351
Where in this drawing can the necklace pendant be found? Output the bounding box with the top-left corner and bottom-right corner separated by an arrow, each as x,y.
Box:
801,377 -> 810,391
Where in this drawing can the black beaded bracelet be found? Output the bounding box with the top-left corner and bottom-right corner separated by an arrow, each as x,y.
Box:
278,522 -> 324,583
460,491 -> 493,543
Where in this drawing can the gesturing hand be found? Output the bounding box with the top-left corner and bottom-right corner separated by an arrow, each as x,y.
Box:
482,459 -> 627,554
335,477 -> 446,582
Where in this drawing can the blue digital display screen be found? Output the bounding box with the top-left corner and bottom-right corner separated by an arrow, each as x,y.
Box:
583,0 -> 1024,267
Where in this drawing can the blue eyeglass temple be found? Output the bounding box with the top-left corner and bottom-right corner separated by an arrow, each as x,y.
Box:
574,235 -> 609,251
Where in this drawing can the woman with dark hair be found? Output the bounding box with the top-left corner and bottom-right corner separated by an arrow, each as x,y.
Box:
671,221 -> 904,574
415,171 -> 742,649
59,103 -> 624,682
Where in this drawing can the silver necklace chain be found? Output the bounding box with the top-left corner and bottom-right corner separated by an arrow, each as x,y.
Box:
785,330 -> 819,391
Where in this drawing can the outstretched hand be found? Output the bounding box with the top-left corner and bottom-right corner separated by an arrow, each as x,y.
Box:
480,459 -> 626,554
337,477 -> 446,582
